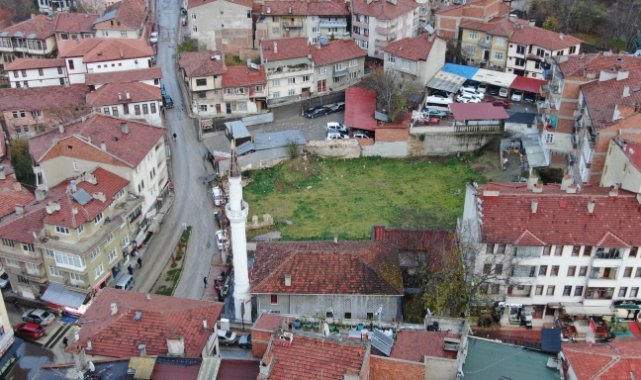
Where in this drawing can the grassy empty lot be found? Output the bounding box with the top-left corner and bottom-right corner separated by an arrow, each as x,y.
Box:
244,155 -> 483,240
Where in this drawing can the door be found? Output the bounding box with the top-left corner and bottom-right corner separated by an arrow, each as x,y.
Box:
483,50 -> 490,61
225,103 -> 231,114
215,104 -> 222,114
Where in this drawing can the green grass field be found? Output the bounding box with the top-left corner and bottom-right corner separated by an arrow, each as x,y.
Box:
243,155 -> 483,240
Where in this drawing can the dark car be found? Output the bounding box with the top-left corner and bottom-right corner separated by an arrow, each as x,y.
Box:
163,95 -> 174,109
238,334 -> 252,349
491,99 -> 512,108
523,93 -> 536,103
487,86 -> 500,96
421,108 -> 449,118
430,89 -> 450,98
0,272 -> 10,289
304,106 -> 331,119
327,102 -> 345,113
14,323 -> 45,340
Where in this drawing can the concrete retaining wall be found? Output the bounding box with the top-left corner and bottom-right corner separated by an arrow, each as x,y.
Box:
362,141 -> 408,157
411,132 -> 495,156
304,139 -> 361,158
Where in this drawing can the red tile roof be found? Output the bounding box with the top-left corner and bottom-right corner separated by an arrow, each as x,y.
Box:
310,39 -> 366,66
563,339 -> 641,380
475,182 -> 641,246
383,33 -> 439,62
251,241 -> 403,295
262,0 -> 349,16
216,359 -> 260,380
222,65 -> 266,88
262,334 -> 368,380
54,12 -> 99,34
450,103 -> 509,121
344,87 -> 377,131
352,0 -> 420,20
188,0 -> 253,10
85,67 -> 162,86
510,76 -> 547,94
178,51 -> 225,77
42,167 -> 129,228
391,330 -> 460,362
460,17 -> 527,37
0,206 -> 46,244
581,77 -> 641,130
252,313 -> 291,332
0,84 -> 90,112
557,53 -> 641,78
510,25 -> 582,51
4,58 -> 65,71
0,167 -> 34,220
95,0 -> 148,30
29,114 -> 165,168
86,82 -> 161,107
58,38 -> 153,62
435,0 -> 511,18
371,226 -> 456,253
621,138 -> 641,172
0,14 -> 55,39
261,38 -> 309,62
69,288 -> 224,358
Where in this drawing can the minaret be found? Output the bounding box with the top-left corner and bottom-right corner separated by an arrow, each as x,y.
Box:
225,149 -> 252,323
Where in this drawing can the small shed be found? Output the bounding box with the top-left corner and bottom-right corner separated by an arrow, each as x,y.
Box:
225,120 -> 252,146
449,103 -> 509,125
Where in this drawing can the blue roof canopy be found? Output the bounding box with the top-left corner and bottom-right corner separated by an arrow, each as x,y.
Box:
442,63 -> 479,79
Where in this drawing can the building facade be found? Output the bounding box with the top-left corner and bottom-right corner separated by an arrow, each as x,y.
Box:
54,13 -> 99,42
87,82 -> 163,126
383,32 -> 446,86
434,0 -> 510,41
5,58 -> 68,88
601,137 -> 641,194
0,15 -> 57,66
187,0 -> 253,55
93,0 -> 148,39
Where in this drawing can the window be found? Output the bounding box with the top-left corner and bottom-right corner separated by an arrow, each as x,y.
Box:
479,284 -> 488,294
20,70 -> 26,77
542,246 -> 551,256
69,272 -> 83,282
54,252 -> 85,270
192,12 -> 196,19
38,68 -> 44,76
563,286 -> 572,296
108,249 -> 117,263
112,106 -> 118,116
49,266 -> 63,277
483,264 -> 492,274
631,288 -> 639,298
538,265 -> 548,276
515,58 -> 526,67
490,284 -> 500,294
12,111 -> 18,118
574,286 -> 584,296
142,104 -> 149,114
90,247 -> 100,261
56,226 -> 70,235
94,264 -> 104,280
271,79 -> 280,87
579,266 -> 588,276
516,45 -> 525,55
59,78 -> 65,85
496,244 -> 506,254
570,46 -> 577,54
103,107 -> 110,115
495,264 -> 503,275
387,55 -> 396,63
583,246 -> 592,257
567,266 -> 576,276
630,247 -> 639,258
192,26 -> 197,32
255,85 -> 263,92
469,31 -> 477,40
57,66 -> 63,74
1,239 -> 14,247
619,287 -> 628,298
344,312 -> 352,319
572,246 -> 581,256
535,285 -> 544,295
486,244 -> 494,254
68,59 -> 75,70
196,78 -> 207,86
302,75 -> 309,82
150,103 -> 157,114
554,245 -> 563,256
624,267 -> 633,277
270,294 -> 278,304
6,258 -> 20,268
635,268 -> 641,278
367,312 -> 374,320
134,105 -> 141,115
546,286 -> 555,296
16,276 -> 28,284
94,212 -> 103,224
120,31 -> 127,37
22,243 -> 34,252
287,77 -> 296,85
551,266 -> 559,276
45,249 -> 54,258
288,89 -> 295,96
271,91 -> 280,98
494,52 -> 503,60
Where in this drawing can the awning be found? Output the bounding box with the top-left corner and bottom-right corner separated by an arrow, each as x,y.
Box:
521,134 -> 549,168
614,304 -> 640,310
426,71 -> 466,93
0,338 -> 24,376
450,103 -> 509,121
511,76 -> 547,94
442,63 -> 479,79
472,68 -> 516,88
40,283 -> 87,309
563,303 -> 613,316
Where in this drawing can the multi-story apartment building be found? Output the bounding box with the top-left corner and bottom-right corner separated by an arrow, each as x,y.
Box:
0,166 -> 143,304
36,0 -> 74,14
0,292 -> 19,379
54,12 -> 98,42
0,15 -> 57,66
383,32 -> 446,86
187,0 -> 253,55
462,180 -> 641,319
87,82 -> 163,126
351,0 -> 422,59
221,65 -> 268,116
310,39 -> 367,94
5,58 -> 68,88
93,0 -> 149,39
506,25 -> 582,79
59,38 -> 154,84
434,0 -> 510,41
601,137 -> 641,193
85,67 -> 162,89
0,84 -> 90,139
255,0 -> 350,43
459,17 -> 525,70
29,114 -> 168,215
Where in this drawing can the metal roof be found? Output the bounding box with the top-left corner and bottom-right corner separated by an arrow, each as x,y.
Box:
40,282 -> 87,309
72,188 -> 92,206
472,68 -> 517,88
253,130 -> 306,150
371,329 -> 394,356
540,328 -> 561,354
236,141 -> 256,155
225,120 -> 251,140
426,70 -> 466,93
521,134 -> 549,168
511,76 -> 547,94
450,103 -> 509,121
507,112 -> 537,124
442,63 -> 479,79
94,9 -> 117,24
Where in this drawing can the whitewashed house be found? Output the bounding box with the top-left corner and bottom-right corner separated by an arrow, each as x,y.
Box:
5,58 -> 67,88
87,82 -> 162,126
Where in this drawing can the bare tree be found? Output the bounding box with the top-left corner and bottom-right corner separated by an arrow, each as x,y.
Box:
359,68 -> 421,122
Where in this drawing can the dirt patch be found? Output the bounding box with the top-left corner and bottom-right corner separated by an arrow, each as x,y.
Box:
471,138 -> 524,183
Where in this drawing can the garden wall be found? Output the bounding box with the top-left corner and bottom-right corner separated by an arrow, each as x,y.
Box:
411,132 -> 495,156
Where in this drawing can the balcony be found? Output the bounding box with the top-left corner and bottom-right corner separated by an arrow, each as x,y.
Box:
477,39 -> 492,49
282,20 -> 303,29
319,19 -> 347,29
587,278 -> 618,288
511,265 -> 537,278
375,26 -> 391,35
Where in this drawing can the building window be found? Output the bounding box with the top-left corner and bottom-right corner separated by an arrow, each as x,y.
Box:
68,59 -> 75,70
624,267 -> 633,277
483,264 -> 492,274
553,245 -> 562,256
150,103 -> 157,114
57,66 -> 63,74
583,246 -> 592,256
572,246 -> 581,256
479,284 -> 488,294
288,89 -> 295,96
271,79 -> 280,87
574,286 -> 584,296
579,266 -> 588,276
635,268 -> 641,278
287,77 -> 295,85
495,264 -> 503,275
486,244 -> 494,254
192,26 -> 197,32
567,266 -> 576,276
103,107 -> 110,115
538,265 -> 548,276
69,272 -> 83,282
546,286 -> 555,296
196,78 -> 207,86
90,247 -> 100,261
108,249 -> 117,263
134,105 -> 141,115
630,247 -> 639,257
5,258 -> 20,268
94,264 -> 105,280
367,312 -> 374,320
302,75 -> 309,82
496,244 -> 506,254
49,266 -> 63,277
38,68 -> 44,76
55,226 -> 70,235
542,246 -> 551,256
16,276 -> 29,284
270,294 -> 278,304
94,212 -> 103,224
490,284 -> 500,294
344,312 -> 351,319
563,286 -> 572,296
271,91 -> 280,98
469,31 -> 477,40
619,287 -> 628,298
570,46 -> 577,54
22,243 -> 34,252
631,287 -> 639,298
2,239 -> 15,247
535,285 -> 544,295
516,45 -> 525,55
54,252 -> 85,270
551,266 -> 559,276
494,52 -> 503,60
142,104 -> 149,114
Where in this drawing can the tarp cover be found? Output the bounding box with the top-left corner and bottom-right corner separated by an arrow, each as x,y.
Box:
40,283 -> 86,309
540,328 -> 561,354
563,303 -> 612,316
442,63 -> 479,79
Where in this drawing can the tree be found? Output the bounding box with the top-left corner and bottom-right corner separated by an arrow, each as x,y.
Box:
359,68 -> 421,122
10,139 -> 35,186
178,38 -> 199,53
542,16 -> 562,32
0,0 -> 34,24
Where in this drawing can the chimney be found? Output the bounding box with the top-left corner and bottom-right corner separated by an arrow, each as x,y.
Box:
532,183 -> 543,193
623,85 -> 630,98
100,141 -> 107,151
120,122 -> 129,135
284,274 -> 292,286
138,344 -> 147,357
273,42 -> 278,54
0,164 -> 4,180
565,184 -> 578,194
203,319 -> 208,329
58,124 -> 65,133
609,186 -> 619,197
117,92 -> 122,100
86,340 -> 92,351
70,179 -> 77,192
560,173 -> 573,191
587,200 -> 595,213
288,6 -> 292,13
35,189 -> 46,201
15,205 -> 24,214
12,182 -> 21,192
530,200 -> 538,214
125,92 -> 130,100
527,175 -> 539,191
559,32 -> 564,40
110,303 -> 118,315
146,293 -> 152,300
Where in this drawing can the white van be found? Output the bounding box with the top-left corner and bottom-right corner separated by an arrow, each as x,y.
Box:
425,95 -> 453,105
115,274 -> 135,291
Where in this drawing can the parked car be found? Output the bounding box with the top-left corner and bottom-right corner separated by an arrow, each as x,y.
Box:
456,94 -> 482,103
459,87 -> 484,100
353,130 -> 371,139
212,186 -> 224,206
327,102 -> 345,113
430,89 -> 451,98
498,87 -> 509,98
304,106 -> 331,119
492,99 -> 512,108
215,230 -> 229,250
326,122 -> 348,135
162,95 -> 174,109
326,131 -> 347,140
487,86 -> 499,96
425,95 -> 453,105
511,90 -> 523,102
218,329 -> 238,345
477,83 -> 488,93
421,108 -> 448,118
0,272 -> 10,289
22,309 -> 54,326
523,93 -> 536,103
238,334 -> 252,349
149,32 -> 158,44
14,323 -> 45,340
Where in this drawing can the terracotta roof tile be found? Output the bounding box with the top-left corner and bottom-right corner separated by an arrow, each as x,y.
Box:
581,77 -> 641,130
263,334 -> 368,380
261,0 -> 349,16
222,65 -> 266,88
391,330 -> 460,362
42,167 -> 129,228
261,38 -> 309,62
0,84 -> 90,112
4,58 -> 65,71
475,182 -> 641,246
563,339 -> 641,380
557,53 -> 641,78
510,25 -> 582,51
352,0 -> 420,20
178,51 -> 225,77
0,14 -> 55,39
0,166 -> 34,220
87,82 -> 161,107
344,87 -> 377,131
251,241 -> 403,295
58,38 -> 153,62
188,0 -> 253,10
310,39 -> 366,66
383,33 -> 439,62
85,67 -> 162,86
54,12 -> 99,34
261,38 -> 365,66
95,0 -> 148,30
0,206 -> 46,244
69,288 -> 224,358
460,17 -> 527,37
29,114 -> 165,168
435,0 -> 511,18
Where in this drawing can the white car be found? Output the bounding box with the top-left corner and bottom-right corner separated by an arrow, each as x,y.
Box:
456,94 -> 482,103
459,88 -> 484,100
149,32 -> 158,44
326,131 -> 347,140
511,90 -> 523,102
22,309 -> 55,325
477,83 -> 488,93
353,130 -> 370,139
212,186 -> 224,206
218,329 -> 238,345
499,87 -> 509,98
215,230 -> 229,250
326,122 -> 348,135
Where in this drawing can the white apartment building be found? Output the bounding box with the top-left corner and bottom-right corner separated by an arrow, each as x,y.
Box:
462,180 -> 641,320
5,58 -> 67,88
0,15 -> 57,65
351,0 -> 421,59
37,0 -> 74,14
87,82 -> 163,126
383,33 -> 446,86
187,0 -> 253,55
261,38 -> 315,105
